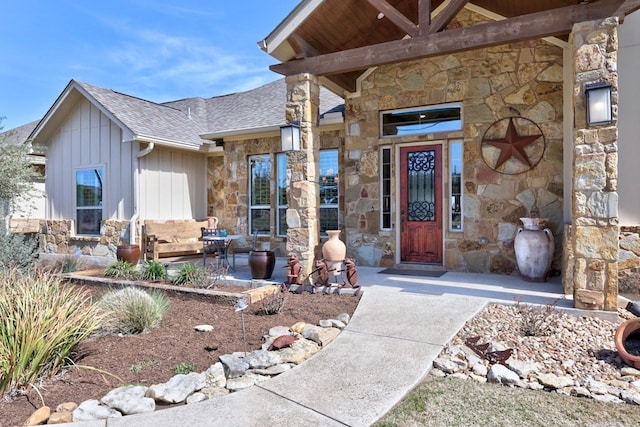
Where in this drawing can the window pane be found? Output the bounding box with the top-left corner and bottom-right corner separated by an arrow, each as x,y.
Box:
250,156 -> 270,206
277,154 -> 287,206
77,209 -> 102,235
276,153 -> 288,236
381,147 -> 392,229
278,207 -> 287,236
319,150 -> 338,205
76,168 -> 103,235
450,141 -> 463,231
250,209 -> 270,234
382,104 -> 461,136
76,169 -> 103,207
320,207 -> 338,232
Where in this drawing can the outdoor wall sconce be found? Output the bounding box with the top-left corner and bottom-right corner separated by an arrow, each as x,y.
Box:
585,81 -> 613,126
280,122 -> 301,152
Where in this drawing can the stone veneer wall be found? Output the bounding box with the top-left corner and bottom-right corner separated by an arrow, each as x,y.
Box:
38,220 -> 130,259
568,18 -> 619,311
344,8 -> 564,272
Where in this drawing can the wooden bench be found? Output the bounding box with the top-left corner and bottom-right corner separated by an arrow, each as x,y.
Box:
142,220 -> 209,261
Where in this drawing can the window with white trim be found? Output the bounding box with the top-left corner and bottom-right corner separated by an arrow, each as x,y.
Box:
76,167 -> 103,235
276,153 -> 288,237
449,141 -> 463,232
319,150 -> 339,234
249,155 -> 271,234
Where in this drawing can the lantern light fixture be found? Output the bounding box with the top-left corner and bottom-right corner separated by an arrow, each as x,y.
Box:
585,81 -> 613,126
280,122 -> 301,152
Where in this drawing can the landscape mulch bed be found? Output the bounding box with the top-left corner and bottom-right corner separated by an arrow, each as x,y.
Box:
0,282 -> 361,427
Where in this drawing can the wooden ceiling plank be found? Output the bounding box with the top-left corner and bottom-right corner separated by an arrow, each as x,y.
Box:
418,0 -> 432,30
366,0 -> 419,36
271,0 -> 625,76
427,0 -> 469,34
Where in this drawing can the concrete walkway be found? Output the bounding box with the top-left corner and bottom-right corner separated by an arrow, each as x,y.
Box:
72,261 -> 585,427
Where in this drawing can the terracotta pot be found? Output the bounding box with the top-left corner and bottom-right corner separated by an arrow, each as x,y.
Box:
322,230 -> 346,276
514,217 -> 554,282
116,244 -> 140,265
249,251 -> 276,279
615,318 -> 640,369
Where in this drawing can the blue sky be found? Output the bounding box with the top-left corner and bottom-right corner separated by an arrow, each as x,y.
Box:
0,0 -> 299,131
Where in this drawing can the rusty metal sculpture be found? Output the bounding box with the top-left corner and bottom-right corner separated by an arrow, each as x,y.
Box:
338,258 -> 361,296
465,336 -> 513,366
282,252 -> 303,293
312,258 -> 330,294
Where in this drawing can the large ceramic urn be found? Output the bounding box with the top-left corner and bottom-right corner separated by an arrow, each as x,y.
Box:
249,250 -> 276,280
322,230 -> 346,276
514,217 -> 554,282
116,244 -> 140,265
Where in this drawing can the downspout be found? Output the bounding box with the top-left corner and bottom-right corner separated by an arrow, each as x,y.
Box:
130,142 -> 155,244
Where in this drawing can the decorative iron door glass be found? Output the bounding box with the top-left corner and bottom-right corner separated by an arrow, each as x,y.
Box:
76,168 -> 103,235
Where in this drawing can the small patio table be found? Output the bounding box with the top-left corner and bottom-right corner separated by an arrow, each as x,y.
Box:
201,231 -> 241,270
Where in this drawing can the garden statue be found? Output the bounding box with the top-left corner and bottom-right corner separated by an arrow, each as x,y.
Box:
282,252 -> 303,292
312,259 -> 330,294
339,258 -> 361,296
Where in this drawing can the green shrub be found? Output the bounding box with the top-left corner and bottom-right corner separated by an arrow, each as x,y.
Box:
98,287 -> 169,334
142,260 -> 165,282
104,260 -> 140,280
174,362 -> 195,375
0,224 -> 37,274
173,263 -> 203,286
0,270 -> 102,394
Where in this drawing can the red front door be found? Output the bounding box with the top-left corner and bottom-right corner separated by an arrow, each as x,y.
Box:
400,144 -> 443,264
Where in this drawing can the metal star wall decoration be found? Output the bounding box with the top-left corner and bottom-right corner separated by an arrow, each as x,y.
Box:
481,117 -> 546,175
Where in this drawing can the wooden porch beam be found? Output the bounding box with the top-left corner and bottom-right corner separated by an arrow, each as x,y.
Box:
270,0 -> 626,77
418,0 -> 431,31
367,0 -> 418,36
616,0 -> 640,18
426,0 -> 469,34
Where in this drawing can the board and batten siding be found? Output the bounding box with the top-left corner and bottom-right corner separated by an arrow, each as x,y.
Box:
45,99 -> 135,222
139,146 -> 207,220
618,10 -> 640,225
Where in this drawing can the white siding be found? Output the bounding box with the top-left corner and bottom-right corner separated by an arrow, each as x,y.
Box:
139,146 -> 207,220
45,100 -> 135,221
619,11 -> 640,225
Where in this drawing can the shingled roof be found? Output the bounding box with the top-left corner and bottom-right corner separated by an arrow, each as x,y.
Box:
26,78 -> 344,150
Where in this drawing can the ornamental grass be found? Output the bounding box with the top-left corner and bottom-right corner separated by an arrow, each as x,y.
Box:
0,270 -> 103,394
97,287 -> 169,335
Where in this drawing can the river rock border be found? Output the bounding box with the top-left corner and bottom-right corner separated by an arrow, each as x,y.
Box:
23,314 -> 350,425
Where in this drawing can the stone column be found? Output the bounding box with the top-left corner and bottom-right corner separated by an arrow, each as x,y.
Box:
569,18 -> 619,311
285,74 -> 320,276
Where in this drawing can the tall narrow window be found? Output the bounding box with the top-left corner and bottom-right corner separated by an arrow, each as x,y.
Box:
449,141 -> 463,231
319,150 -> 339,234
76,167 -> 103,235
276,153 -> 288,236
380,146 -> 392,230
249,155 -> 271,234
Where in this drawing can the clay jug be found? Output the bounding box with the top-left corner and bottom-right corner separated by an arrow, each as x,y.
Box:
514,217 -> 554,282
322,230 -> 346,276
